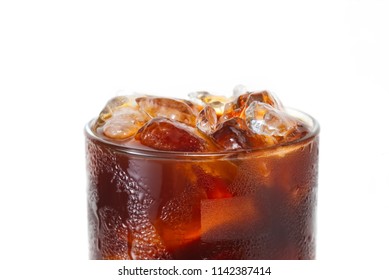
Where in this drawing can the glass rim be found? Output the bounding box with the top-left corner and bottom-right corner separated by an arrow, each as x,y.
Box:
84,108 -> 320,160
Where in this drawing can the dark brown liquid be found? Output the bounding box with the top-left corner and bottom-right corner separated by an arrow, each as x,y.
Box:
85,130 -> 319,260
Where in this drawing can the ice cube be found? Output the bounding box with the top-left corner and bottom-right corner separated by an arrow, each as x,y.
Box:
182,100 -> 203,115
218,101 -> 243,123
200,196 -> 264,242
192,165 -> 233,199
94,95 -> 137,128
245,90 -> 283,110
233,84 -> 248,97
211,117 -> 252,151
283,122 -> 310,143
219,90 -> 283,123
136,96 -> 197,126
189,91 -> 231,115
156,184 -> 204,252
135,117 -> 207,152
196,105 -> 217,135
243,101 -> 271,134
250,133 -> 278,149
244,101 -> 296,138
102,107 -> 150,139
188,91 -> 208,103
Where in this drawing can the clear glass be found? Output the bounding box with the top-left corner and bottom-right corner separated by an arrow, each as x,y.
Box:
85,109 -> 319,260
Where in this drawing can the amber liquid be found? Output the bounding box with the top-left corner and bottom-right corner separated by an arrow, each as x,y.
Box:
86,131 -> 318,260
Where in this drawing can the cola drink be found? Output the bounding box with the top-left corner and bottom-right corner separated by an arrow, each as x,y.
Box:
85,88 -> 319,259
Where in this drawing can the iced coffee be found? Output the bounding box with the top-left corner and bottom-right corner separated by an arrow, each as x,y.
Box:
85,86 -> 319,259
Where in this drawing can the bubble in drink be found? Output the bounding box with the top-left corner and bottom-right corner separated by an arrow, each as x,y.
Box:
85,85 -> 319,260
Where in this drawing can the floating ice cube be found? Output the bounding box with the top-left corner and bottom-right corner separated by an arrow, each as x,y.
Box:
136,96 -> 197,126
201,196 -> 263,241
211,117 -> 252,151
245,90 -> 283,110
189,91 -> 231,115
233,84 -> 248,97
94,95 -> 138,129
135,117 -> 207,152
219,90 -> 283,123
244,101 -> 296,137
196,105 -> 217,135
102,107 -> 150,139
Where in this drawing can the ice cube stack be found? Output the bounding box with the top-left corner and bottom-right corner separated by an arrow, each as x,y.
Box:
93,86 -> 310,152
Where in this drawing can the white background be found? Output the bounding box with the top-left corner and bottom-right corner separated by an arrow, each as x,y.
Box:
1,0 -> 388,279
